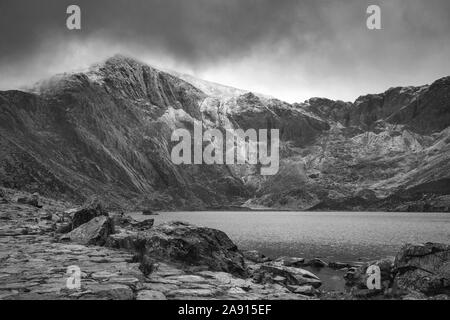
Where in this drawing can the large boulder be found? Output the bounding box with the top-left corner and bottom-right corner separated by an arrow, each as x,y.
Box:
106,221 -> 247,276
394,243 -> 450,295
69,199 -> 108,231
253,264 -> 322,288
60,216 -> 115,246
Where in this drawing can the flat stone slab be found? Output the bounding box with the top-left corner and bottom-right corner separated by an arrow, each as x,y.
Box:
0,199 -> 318,300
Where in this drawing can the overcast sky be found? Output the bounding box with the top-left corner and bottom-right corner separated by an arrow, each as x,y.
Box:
0,0 -> 449,102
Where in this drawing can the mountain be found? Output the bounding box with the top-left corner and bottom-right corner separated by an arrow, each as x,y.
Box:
248,78 -> 450,211
0,55 -> 449,211
0,56 -> 248,209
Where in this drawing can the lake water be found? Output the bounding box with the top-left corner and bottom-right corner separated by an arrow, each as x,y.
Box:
135,211 -> 450,262
130,211 -> 450,291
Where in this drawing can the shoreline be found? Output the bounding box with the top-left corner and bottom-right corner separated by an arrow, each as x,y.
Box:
166,206 -> 450,214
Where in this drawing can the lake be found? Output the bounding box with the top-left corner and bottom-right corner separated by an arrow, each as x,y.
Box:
130,211 -> 450,291
134,211 -> 450,262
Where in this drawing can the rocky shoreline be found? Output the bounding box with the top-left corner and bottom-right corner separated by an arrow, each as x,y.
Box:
0,188 -> 448,300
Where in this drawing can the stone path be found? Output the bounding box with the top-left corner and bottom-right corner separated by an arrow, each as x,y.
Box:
0,200 -> 309,300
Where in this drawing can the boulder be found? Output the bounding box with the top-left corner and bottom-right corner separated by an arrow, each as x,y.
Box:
17,193 -> 42,208
305,258 -> 328,268
131,219 -> 154,230
288,285 -> 317,296
344,258 -> 394,291
111,213 -> 133,227
394,242 -> 450,295
106,221 -> 247,277
69,199 -> 108,231
111,213 -> 154,230
60,216 -> 114,246
254,264 -> 321,288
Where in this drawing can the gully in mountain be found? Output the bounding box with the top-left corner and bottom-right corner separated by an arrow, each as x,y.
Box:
171,121 -> 280,175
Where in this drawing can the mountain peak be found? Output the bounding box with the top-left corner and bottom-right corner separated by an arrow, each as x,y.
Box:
102,54 -> 149,69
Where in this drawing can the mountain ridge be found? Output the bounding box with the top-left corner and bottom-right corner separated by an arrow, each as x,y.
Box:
1,55 -> 449,211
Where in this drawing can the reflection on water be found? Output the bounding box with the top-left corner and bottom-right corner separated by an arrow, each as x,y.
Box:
132,211 -> 450,262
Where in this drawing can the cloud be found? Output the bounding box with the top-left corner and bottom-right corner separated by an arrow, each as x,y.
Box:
0,0 -> 449,102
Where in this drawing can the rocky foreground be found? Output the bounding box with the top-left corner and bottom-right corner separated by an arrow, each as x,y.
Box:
0,189 -> 449,300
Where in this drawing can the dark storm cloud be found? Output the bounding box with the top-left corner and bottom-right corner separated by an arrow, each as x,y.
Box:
0,0 -> 308,65
0,0 -> 450,102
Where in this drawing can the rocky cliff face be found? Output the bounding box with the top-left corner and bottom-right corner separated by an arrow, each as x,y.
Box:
0,55 -> 449,211
246,77 -> 450,211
